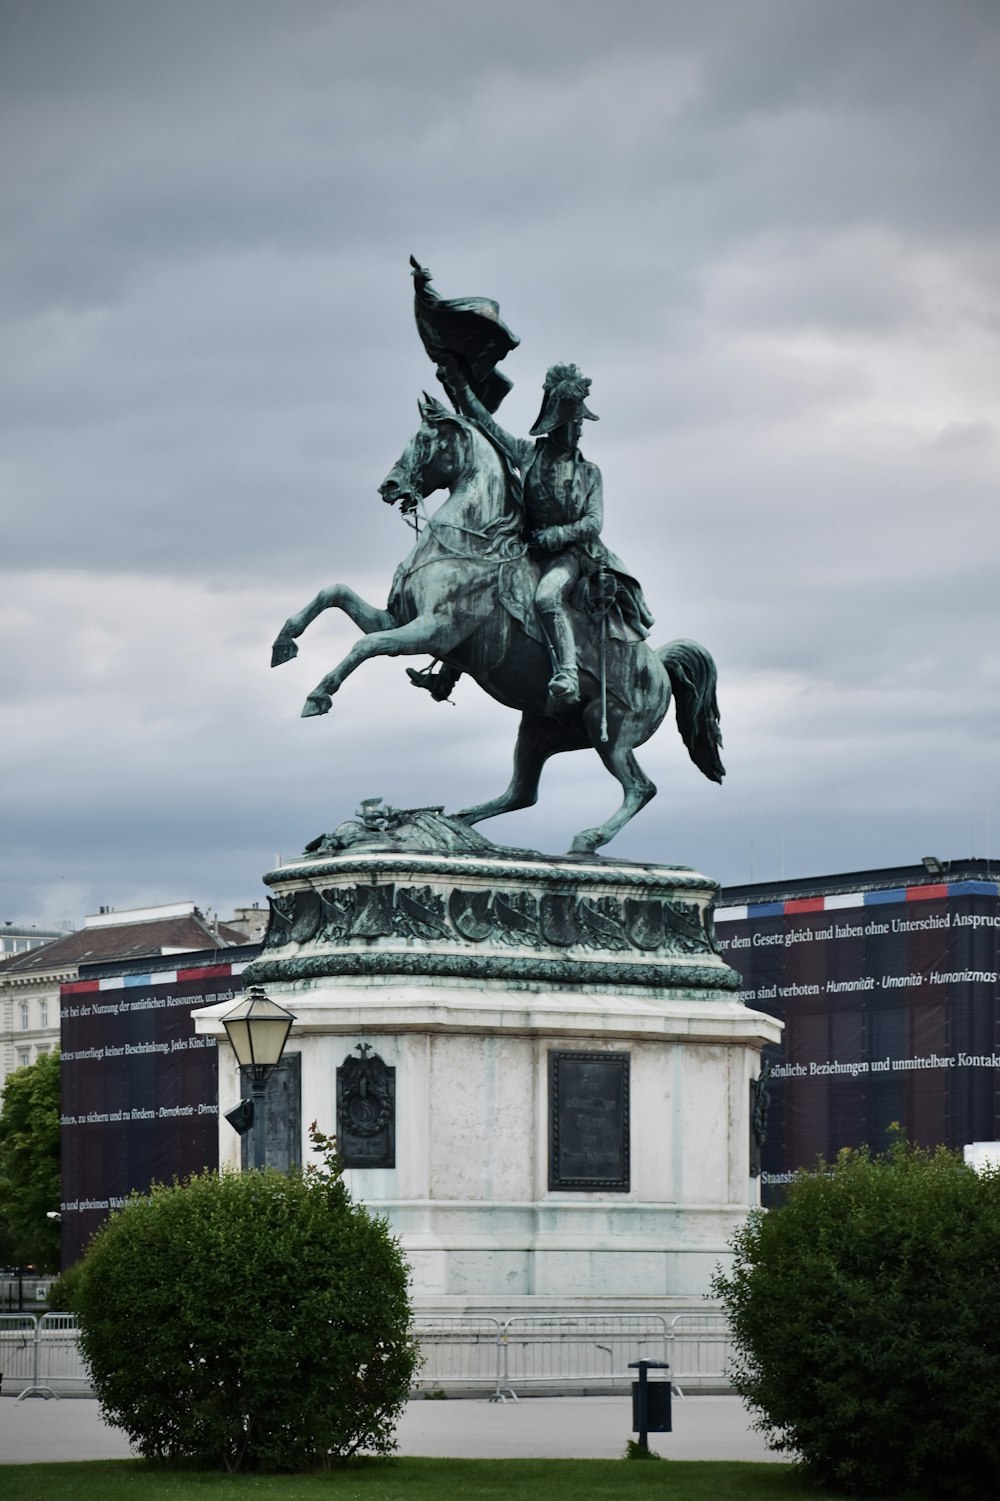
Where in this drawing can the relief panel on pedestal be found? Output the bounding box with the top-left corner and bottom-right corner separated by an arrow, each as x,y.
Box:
336,1044 -> 395,1169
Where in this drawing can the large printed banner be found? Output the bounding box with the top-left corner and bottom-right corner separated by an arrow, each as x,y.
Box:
715,879 -> 1000,1206
60,962 -> 248,1266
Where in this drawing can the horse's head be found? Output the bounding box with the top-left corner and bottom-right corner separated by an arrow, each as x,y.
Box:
378,396 -> 469,513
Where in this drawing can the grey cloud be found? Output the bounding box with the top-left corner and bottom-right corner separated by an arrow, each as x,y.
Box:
923,421 -> 997,454
2,0 -> 999,924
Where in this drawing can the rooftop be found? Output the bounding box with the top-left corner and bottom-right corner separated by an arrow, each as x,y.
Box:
0,905 -> 251,978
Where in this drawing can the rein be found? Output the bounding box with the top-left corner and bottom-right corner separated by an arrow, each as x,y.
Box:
400,521 -> 525,579
398,416 -> 525,568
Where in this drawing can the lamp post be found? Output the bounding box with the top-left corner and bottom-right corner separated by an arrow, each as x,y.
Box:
221,987 -> 295,1170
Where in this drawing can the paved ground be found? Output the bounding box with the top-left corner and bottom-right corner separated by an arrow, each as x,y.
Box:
1,1392 -> 783,1465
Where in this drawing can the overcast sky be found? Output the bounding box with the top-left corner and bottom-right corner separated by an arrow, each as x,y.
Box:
2,0 -> 998,930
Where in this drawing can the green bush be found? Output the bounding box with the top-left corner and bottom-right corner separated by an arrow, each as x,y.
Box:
713,1135 -> 1000,1498
73,1133 -> 416,1472
46,1259 -> 85,1312
0,1049 -> 61,1271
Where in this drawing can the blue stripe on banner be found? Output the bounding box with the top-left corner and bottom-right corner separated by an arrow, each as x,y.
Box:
946,880 -> 999,898
124,973 -> 154,987
717,881 -> 998,922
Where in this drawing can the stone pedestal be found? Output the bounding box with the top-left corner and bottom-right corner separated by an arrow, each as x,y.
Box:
194,828 -> 781,1305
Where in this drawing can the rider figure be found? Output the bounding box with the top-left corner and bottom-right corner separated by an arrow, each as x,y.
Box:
442,360 -> 652,706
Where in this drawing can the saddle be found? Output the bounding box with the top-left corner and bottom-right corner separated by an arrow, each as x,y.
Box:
496,556 -> 647,652
407,559 -> 645,705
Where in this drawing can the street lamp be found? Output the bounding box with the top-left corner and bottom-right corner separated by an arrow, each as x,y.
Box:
221,986 -> 295,1170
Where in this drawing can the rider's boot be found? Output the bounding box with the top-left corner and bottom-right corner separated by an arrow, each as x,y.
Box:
545,615 -> 580,706
406,662 -> 462,702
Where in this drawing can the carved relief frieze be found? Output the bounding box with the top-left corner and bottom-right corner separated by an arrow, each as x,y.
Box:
393,884 -> 452,941
264,877 -> 712,959
663,900 -> 709,954
490,889 -> 541,946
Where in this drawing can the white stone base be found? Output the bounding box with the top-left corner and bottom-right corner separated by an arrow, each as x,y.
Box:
196,973 -> 780,1301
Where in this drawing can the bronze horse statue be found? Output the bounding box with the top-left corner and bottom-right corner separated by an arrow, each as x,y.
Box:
271,397 -> 724,854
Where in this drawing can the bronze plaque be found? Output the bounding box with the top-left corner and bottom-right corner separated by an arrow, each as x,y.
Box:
336,1045 -> 395,1168
549,1050 -> 630,1191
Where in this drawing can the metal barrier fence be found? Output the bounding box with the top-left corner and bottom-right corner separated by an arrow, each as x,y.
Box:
498,1315 -> 670,1401
667,1312 -> 734,1390
0,1315 -> 37,1392
411,1316 -> 504,1394
413,1312 -> 733,1401
0,1313 -> 91,1399
2,1310 -> 735,1401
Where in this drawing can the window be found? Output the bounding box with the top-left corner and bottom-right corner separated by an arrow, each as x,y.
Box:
17,1049 -> 29,1068
19,1001 -> 29,1031
39,1000 -> 48,1028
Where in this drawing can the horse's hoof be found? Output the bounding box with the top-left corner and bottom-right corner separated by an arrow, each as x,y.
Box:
271,638 -> 299,667
301,692 -> 333,717
569,830 -> 602,855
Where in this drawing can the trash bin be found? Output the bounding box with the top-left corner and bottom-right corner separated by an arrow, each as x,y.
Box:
632,1376 -> 672,1433
629,1357 -> 672,1447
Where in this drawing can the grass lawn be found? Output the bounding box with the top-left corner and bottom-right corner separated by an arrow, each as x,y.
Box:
0,1456 -> 886,1501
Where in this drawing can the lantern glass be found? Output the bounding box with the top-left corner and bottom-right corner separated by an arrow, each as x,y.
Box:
221,988 -> 294,1074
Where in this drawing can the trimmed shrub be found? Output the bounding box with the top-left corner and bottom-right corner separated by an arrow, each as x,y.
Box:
713,1135 -> 1000,1498
73,1135 -> 416,1472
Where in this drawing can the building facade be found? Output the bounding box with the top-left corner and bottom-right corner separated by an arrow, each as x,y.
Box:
717,858 -> 1000,1203
59,942 -> 261,1266
0,903 -> 252,1087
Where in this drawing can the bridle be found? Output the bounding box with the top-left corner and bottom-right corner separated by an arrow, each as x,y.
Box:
400,414 -> 525,563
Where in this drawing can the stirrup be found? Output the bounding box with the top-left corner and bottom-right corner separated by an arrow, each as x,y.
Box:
406,664 -> 460,703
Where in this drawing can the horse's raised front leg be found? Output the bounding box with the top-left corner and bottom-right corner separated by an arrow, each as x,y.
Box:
302,613 -> 460,716
271,586 -> 393,668
569,730 -> 657,854
454,713 -> 587,826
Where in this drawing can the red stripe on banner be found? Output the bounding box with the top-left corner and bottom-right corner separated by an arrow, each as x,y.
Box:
62,979 -> 100,994
176,964 -> 231,982
906,885 -> 948,902
784,898 -> 826,914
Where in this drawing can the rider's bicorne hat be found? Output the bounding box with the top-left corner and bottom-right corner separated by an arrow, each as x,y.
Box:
529,363 -> 599,437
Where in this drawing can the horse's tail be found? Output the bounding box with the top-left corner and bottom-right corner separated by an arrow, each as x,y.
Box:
657,639 -> 725,784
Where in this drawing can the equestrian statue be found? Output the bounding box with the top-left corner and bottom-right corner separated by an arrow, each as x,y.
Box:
271,258 -> 724,854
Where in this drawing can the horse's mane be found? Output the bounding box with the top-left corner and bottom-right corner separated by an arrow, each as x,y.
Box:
421,398 -> 523,526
